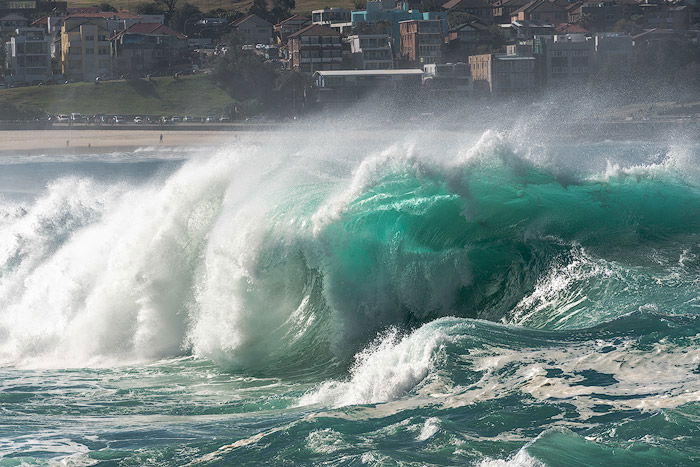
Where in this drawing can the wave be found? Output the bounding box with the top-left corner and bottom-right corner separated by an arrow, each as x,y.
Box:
1,131 -> 699,371
299,312 -> 700,411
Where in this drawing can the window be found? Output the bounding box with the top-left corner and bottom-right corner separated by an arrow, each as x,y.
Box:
85,35 -> 94,41
86,48 -> 94,55
551,56 -> 567,67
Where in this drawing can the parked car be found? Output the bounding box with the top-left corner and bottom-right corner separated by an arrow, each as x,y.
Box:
56,114 -> 70,122
219,116 -> 231,122
133,116 -> 144,123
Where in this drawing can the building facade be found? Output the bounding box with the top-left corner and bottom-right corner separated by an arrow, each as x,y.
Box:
0,13 -> 27,33
4,27 -> 51,84
311,8 -> 351,25
111,23 -> 188,77
533,33 -> 594,87
231,14 -> 273,45
469,53 -> 535,95
60,17 -> 113,81
594,32 -> 633,66
287,24 -> 343,73
400,20 -> 444,65
423,62 -> 472,94
312,68 -> 423,103
348,34 -> 393,69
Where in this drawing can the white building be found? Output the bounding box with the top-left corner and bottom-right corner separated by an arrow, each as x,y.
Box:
348,34 -> 393,69
423,62 -> 472,94
4,27 -> 52,84
311,8 -> 351,25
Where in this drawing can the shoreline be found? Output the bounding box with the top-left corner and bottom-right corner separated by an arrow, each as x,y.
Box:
0,129 -> 248,155
1,119 -> 699,155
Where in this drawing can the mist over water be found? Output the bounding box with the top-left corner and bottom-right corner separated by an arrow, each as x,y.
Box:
1,110 -> 700,465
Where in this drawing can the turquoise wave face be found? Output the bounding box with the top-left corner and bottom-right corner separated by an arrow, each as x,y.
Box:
1,135 -> 700,465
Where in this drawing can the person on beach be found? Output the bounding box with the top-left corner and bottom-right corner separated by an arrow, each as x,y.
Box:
160,134 -> 163,143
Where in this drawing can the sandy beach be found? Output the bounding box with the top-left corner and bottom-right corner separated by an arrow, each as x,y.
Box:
0,129 -> 244,154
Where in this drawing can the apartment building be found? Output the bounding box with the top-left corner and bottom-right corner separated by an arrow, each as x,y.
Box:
4,27 -> 51,84
399,19 -> 444,65
468,53 -> 535,95
287,24 -> 343,73
348,34 -> 393,69
60,17 -> 113,81
533,33 -> 594,86
111,23 -> 188,76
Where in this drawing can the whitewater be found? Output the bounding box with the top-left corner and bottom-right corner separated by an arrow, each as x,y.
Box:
1,122 -> 699,466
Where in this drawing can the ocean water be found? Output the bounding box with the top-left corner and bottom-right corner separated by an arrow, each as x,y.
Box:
1,126 -> 699,466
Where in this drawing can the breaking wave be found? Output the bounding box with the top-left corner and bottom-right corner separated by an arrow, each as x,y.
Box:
1,130 -> 700,385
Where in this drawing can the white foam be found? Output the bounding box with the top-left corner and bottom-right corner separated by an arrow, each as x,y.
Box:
298,326 -> 448,408
477,449 -> 544,467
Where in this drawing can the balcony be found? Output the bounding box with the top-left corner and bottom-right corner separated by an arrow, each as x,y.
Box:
300,57 -> 343,63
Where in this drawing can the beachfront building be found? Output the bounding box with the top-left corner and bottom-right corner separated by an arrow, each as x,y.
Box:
312,68 -> 423,104
58,12 -> 148,82
468,52 -> 535,95
533,33 -> 594,87
111,23 -> 189,77
400,19 -> 445,66
423,62 -> 472,95
287,24 -> 342,73
347,34 -> 393,69
594,32 -> 634,67
60,16 -> 113,81
4,27 -> 52,84
231,14 -> 274,45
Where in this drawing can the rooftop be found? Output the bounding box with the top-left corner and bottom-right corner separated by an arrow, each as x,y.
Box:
111,23 -> 186,40
314,69 -> 424,76
288,23 -> 339,38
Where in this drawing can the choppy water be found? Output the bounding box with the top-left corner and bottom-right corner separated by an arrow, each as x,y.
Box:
1,127 -> 699,466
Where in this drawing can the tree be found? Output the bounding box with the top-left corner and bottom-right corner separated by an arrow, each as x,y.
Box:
156,0 -> 180,23
248,0 -> 270,21
97,2 -> 117,11
135,2 -> 165,15
612,18 -> 642,36
170,3 -> 203,34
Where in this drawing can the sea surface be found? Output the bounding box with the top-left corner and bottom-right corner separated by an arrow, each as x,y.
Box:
1,125 -> 699,466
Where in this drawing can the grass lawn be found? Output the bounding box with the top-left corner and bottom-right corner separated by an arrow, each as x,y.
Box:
66,0 -> 356,16
0,74 -> 235,117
